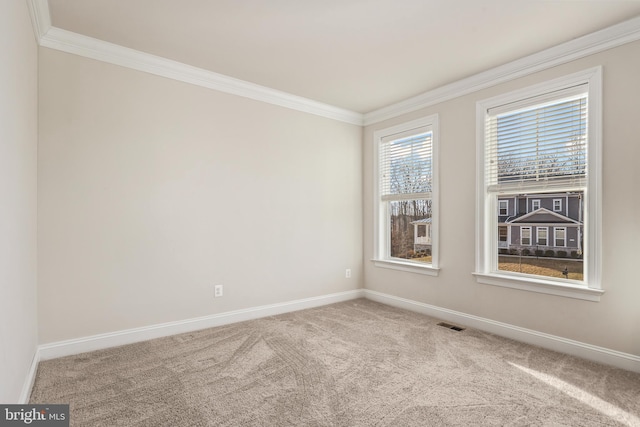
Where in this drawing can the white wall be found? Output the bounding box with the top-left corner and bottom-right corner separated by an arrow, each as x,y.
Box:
364,41 -> 640,356
0,1 -> 39,403
38,48 -> 363,343
29,4 -> 640,372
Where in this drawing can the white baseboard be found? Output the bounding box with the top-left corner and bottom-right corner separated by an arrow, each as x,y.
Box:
363,289 -> 640,373
19,350 -> 40,404
38,289 -> 365,361
28,286 -> 638,405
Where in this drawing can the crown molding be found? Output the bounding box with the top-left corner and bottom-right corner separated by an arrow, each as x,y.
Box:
26,0 -> 640,127
27,1 -> 363,126
39,27 -> 364,125
27,0 -> 51,42
363,15 -> 640,126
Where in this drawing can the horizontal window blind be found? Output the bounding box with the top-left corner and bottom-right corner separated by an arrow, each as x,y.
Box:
486,93 -> 587,193
380,131 -> 432,201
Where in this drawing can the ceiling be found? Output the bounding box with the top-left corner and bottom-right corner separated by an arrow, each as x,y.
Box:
47,0 -> 640,114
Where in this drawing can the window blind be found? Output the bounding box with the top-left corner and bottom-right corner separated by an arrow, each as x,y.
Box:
486,92 -> 587,193
379,130 -> 432,201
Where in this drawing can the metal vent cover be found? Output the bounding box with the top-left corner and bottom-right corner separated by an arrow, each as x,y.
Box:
437,322 -> 465,331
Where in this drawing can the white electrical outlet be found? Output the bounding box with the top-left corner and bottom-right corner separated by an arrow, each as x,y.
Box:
345,269 -> 351,278
214,285 -> 223,298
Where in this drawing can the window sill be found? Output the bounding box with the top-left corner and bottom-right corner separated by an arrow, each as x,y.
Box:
473,272 -> 603,302
372,259 -> 440,276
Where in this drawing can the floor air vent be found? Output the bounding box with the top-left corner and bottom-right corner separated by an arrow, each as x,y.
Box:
437,322 -> 465,331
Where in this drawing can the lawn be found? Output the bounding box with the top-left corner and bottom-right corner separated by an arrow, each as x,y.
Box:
498,256 -> 583,280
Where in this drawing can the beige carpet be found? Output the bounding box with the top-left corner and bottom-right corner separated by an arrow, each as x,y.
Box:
30,299 -> 640,426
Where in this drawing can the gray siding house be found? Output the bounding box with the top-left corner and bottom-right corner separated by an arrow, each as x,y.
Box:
497,192 -> 583,255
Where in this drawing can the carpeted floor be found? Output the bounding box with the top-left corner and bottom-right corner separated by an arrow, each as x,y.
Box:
30,299 -> 640,426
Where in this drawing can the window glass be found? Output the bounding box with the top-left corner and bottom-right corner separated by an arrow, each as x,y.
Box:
554,199 -> 561,211
476,68 -> 601,296
537,227 -> 548,246
498,200 -> 508,216
532,200 -> 540,211
374,116 -> 439,274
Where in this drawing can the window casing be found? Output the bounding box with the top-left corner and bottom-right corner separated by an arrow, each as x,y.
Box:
555,227 -> 566,247
537,227 -> 548,246
521,227 -> 531,245
475,67 -> 603,301
531,199 -> 541,211
498,200 -> 508,216
373,115 -> 439,275
498,227 -> 508,244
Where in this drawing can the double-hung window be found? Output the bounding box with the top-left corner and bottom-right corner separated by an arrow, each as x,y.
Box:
555,228 -> 566,247
475,68 -> 603,301
537,227 -> 548,246
373,115 -> 439,275
531,199 -> 541,211
498,200 -> 508,216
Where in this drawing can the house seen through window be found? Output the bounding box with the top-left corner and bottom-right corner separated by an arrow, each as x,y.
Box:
476,67 -> 602,300
491,91 -> 587,281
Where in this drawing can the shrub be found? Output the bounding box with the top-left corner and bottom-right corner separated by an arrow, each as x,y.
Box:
544,249 -> 555,257
522,248 -> 531,256
509,248 -> 519,255
535,249 -> 544,257
557,250 -> 567,258
571,250 -> 582,259
499,248 -> 508,255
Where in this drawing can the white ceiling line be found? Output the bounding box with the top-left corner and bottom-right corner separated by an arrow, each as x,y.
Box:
363,15 -> 640,125
27,0 -> 364,126
28,1 -> 640,127
27,0 -> 51,43
39,26 -> 365,125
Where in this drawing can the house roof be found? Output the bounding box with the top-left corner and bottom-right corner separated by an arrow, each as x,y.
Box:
507,208 -> 581,225
410,218 -> 432,225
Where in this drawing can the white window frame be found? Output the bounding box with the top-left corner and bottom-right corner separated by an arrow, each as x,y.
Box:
555,227 -> 567,247
498,200 -> 508,216
475,67 -> 603,301
536,227 -> 548,246
498,226 -> 508,242
531,199 -> 541,211
553,199 -> 562,212
373,115 -> 440,276
521,227 -> 531,246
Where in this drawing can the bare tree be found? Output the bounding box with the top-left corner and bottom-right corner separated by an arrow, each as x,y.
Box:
497,135 -> 586,184
388,157 -> 433,258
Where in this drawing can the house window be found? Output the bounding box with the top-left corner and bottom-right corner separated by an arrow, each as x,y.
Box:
555,227 -> 566,247
537,227 -> 548,246
521,227 -> 531,245
373,115 -> 439,275
475,67 -> 603,301
553,199 -> 562,212
498,200 -> 508,216
498,227 -> 508,242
